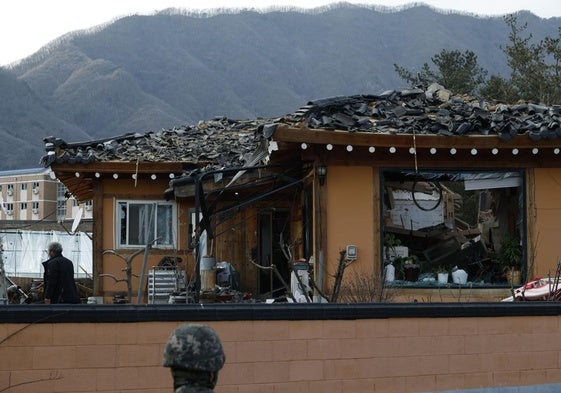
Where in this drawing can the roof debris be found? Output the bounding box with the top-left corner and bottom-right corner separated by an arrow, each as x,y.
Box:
41,117 -> 274,168
41,83 -> 561,167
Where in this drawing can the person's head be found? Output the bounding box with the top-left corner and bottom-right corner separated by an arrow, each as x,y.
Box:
163,324 -> 225,389
47,241 -> 63,256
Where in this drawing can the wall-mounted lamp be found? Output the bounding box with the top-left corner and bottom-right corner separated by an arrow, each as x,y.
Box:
317,164 -> 327,186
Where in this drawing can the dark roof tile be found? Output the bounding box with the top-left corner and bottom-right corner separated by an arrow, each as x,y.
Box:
41,84 -> 561,169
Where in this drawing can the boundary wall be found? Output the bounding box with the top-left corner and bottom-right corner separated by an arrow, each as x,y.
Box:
2,303 -> 561,393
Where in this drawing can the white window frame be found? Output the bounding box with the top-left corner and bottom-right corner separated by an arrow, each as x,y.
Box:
116,200 -> 177,248
56,183 -> 67,221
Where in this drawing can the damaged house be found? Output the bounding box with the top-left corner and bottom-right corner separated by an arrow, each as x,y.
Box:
41,84 -> 561,303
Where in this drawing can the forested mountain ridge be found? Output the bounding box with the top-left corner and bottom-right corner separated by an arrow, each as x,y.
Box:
0,3 -> 559,170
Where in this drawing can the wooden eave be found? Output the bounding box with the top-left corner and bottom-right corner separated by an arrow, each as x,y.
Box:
51,161 -> 186,202
270,125 -> 561,169
272,125 -> 561,149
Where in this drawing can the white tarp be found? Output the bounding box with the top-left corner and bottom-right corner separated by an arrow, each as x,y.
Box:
1,230 -> 92,278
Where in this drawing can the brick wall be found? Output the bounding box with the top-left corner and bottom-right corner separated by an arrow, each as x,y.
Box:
2,316 -> 561,393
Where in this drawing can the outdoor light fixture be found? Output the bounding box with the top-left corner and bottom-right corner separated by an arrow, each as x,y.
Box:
317,164 -> 327,186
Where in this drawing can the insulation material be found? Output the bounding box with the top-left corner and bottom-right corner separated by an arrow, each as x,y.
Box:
389,190 -> 444,230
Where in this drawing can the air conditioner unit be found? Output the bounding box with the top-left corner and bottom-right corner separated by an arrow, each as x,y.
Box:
7,190 -> 13,196
6,211 -> 12,216
85,205 -> 92,211
32,208 -> 38,214
32,188 -> 39,194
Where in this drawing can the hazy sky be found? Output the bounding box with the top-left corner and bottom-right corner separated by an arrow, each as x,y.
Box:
1,0 -> 561,65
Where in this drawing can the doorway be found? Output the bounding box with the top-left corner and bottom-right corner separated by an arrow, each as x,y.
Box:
257,209 -> 290,297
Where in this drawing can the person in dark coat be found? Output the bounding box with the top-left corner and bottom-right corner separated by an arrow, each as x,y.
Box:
42,241 -> 81,304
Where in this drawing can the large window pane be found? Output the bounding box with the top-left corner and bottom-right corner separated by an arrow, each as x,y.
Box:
382,169 -> 524,287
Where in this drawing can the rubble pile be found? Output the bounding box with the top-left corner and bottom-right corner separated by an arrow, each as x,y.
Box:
295,83 -> 561,141
41,117 -> 272,167
41,84 -> 561,168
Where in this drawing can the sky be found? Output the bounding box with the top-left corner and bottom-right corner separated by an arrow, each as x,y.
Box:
1,0 -> 561,66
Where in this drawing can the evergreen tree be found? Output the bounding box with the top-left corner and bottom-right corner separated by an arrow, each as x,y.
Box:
484,14 -> 561,104
393,49 -> 487,95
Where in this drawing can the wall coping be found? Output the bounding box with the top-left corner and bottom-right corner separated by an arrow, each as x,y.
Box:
1,302 -> 561,323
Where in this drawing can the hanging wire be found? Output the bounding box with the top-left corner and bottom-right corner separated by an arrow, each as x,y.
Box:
412,127 -> 418,173
411,127 -> 443,211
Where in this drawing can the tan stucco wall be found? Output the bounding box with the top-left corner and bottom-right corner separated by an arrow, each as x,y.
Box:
532,168 -> 561,277
98,179 -> 193,301
321,166 -> 561,302
325,166 -> 376,288
2,316 -> 561,393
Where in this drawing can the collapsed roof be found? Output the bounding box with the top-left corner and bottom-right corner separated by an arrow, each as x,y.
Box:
41,83 -> 561,171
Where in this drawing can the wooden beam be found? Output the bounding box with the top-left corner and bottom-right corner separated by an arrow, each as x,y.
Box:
92,179 -> 104,297
273,125 -> 561,149
51,161 -> 186,174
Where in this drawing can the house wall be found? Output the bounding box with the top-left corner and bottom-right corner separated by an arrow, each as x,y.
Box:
325,166 -> 376,292
213,207 -> 259,292
95,177 -> 270,301
3,316 -> 561,393
89,165 -> 561,302
321,166 -> 561,302
98,179 -> 194,301
532,168 -> 561,277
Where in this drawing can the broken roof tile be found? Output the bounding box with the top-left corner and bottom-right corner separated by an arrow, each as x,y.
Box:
41,83 -> 561,169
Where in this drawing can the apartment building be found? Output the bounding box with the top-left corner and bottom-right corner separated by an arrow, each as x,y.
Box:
0,167 -> 93,278
0,167 -> 92,222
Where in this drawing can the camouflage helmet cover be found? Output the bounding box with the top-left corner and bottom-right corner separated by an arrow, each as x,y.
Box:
163,324 -> 225,372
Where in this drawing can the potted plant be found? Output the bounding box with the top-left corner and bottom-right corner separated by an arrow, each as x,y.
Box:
436,266 -> 449,284
383,233 -> 401,260
498,235 -> 522,285
384,233 -> 410,280
403,256 -> 420,282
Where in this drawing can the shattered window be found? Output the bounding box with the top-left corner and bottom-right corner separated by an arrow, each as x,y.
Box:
117,200 -> 176,248
381,169 -> 525,287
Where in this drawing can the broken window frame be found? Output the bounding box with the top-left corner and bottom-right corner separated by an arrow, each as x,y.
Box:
380,168 -> 526,287
116,200 -> 177,249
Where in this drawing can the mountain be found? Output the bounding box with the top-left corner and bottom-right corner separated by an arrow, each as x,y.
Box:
1,3 -> 560,170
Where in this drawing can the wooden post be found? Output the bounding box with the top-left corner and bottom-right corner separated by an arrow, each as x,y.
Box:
92,180 -> 103,296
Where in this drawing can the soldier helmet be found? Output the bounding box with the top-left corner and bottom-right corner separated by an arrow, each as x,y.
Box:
163,324 -> 225,372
